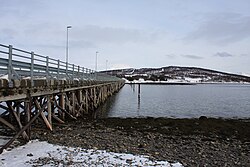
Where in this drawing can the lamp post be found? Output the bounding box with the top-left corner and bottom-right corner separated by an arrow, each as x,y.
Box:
95,51 -> 98,79
106,60 -> 108,73
66,26 -> 72,63
95,51 -> 98,72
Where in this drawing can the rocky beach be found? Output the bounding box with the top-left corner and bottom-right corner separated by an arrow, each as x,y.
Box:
31,117 -> 250,167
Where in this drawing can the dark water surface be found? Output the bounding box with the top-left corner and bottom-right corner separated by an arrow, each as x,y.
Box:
97,84 -> 250,118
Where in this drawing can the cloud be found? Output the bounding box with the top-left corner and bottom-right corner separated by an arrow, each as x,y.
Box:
165,54 -> 177,59
185,13 -> 250,45
214,52 -> 234,57
182,54 -> 203,59
240,54 -> 249,57
0,0 -> 45,19
71,25 -> 160,45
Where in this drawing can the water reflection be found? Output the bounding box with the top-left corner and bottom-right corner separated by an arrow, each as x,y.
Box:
94,91 -> 118,118
129,83 -> 136,93
137,84 -> 141,116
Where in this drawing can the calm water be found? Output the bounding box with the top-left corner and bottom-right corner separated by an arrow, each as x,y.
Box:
97,84 -> 250,118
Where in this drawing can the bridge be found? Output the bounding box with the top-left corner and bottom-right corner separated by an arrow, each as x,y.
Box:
0,44 -> 125,153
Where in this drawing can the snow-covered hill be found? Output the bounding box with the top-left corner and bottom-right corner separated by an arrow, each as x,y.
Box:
102,66 -> 250,83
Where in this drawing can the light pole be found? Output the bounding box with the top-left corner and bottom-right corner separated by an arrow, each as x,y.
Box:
95,51 -> 98,79
106,60 -> 108,73
66,25 -> 72,63
95,51 -> 98,72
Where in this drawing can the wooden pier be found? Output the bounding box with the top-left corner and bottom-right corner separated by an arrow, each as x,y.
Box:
0,78 -> 124,153
0,43 -> 125,153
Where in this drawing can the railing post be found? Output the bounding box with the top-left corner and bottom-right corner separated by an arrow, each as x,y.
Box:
92,69 -> 94,80
31,52 -> 34,87
82,67 -> 84,80
95,70 -> 97,80
88,69 -> 90,79
8,45 -> 13,86
78,65 -> 80,79
72,64 -> 75,80
88,69 -> 91,80
57,60 -> 60,79
86,68 -> 88,79
46,56 -> 49,81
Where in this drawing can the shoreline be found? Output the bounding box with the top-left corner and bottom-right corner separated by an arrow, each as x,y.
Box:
31,117 -> 250,166
125,81 -> 250,85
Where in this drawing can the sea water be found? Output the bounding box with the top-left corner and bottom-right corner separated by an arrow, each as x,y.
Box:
97,84 -> 250,118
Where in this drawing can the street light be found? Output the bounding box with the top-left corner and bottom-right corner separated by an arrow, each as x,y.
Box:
95,51 -> 98,80
106,60 -> 108,73
95,51 -> 98,72
66,25 -> 72,63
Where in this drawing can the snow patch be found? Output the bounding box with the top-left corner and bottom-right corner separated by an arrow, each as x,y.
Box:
0,140 -> 183,167
0,75 -> 8,80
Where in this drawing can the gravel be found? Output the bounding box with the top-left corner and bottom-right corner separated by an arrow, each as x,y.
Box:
31,117 -> 250,167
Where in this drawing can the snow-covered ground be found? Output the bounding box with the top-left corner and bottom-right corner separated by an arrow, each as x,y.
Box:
0,140 -> 183,167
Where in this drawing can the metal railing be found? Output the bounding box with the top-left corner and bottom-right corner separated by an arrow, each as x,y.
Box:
0,44 -> 119,87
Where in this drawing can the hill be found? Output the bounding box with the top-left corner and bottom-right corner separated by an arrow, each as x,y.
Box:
101,66 -> 250,83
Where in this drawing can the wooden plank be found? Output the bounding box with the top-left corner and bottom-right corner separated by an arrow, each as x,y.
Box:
0,94 -> 26,102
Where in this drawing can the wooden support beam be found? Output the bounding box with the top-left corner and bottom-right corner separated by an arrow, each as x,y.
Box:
24,98 -> 31,137
56,104 -> 77,120
16,102 -> 20,119
6,102 -> 29,141
0,102 -> 47,154
0,81 -> 125,153
52,113 -> 65,124
72,91 -> 75,116
47,95 -> 52,125
0,117 -> 16,131
93,87 -> 97,108
65,94 -> 73,112
59,93 -> 65,120
55,99 -> 77,120
85,90 -> 89,114
34,98 -> 52,131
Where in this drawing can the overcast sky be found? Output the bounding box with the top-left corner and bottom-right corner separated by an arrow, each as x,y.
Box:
1,0 -> 250,74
